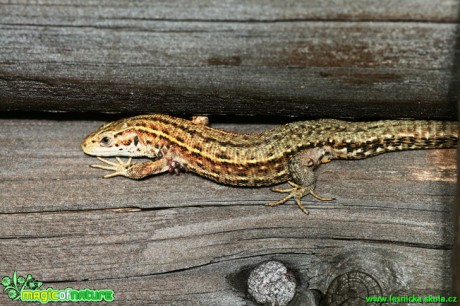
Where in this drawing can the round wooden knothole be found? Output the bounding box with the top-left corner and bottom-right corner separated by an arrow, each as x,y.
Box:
324,271 -> 382,306
247,261 -> 296,306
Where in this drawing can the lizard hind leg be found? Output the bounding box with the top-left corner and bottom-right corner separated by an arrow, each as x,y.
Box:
267,182 -> 316,214
266,148 -> 335,215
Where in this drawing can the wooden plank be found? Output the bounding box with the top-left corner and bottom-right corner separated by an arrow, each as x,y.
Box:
0,0 -> 458,23
0,118 -> 456,305
0,0 -> 459,118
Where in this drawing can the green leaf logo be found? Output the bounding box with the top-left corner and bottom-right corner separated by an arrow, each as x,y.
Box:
0,271 -> 43,301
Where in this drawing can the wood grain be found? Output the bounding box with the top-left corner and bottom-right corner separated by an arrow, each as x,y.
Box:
1,0 -> 459,23
0,0 -> 459,118
0,119 -> 456,305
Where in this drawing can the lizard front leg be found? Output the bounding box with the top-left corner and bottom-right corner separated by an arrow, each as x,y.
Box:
266,147 -> 335,214
91,157 -> 169,179
191,115 -> 209,126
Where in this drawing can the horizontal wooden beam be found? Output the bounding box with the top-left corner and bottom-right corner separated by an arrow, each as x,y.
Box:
1,0 -> 459,23
0,119 -> 455,304
0,0 -> 459,118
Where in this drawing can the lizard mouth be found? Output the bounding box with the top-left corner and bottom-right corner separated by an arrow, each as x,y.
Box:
81,144 -> 101,156
81,138 -> 110,156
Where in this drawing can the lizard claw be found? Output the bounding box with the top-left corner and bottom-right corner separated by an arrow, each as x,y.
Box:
310,191 -> 335,201
270,181 -> 301,193
270,187 -> 295,193
266,187 -> 310,215
91,157 -> 133,178
267,183 -> 334,215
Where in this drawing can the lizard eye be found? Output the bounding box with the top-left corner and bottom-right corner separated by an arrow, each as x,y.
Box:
100,136 -> 112,146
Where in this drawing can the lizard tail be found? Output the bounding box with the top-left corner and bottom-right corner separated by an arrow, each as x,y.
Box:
333,120 -> 458,159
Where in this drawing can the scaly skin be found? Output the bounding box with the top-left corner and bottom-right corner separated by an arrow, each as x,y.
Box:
82,114 -> 458,214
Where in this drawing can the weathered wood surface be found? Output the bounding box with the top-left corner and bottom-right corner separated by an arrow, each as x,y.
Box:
455,161 -> 460,298
0,0 -> 459,118
0,119 -> 456,305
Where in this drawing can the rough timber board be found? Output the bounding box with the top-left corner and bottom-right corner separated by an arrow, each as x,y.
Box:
1,0 -> 459,23
0,0 -> 459,118
0,118 -> 456,305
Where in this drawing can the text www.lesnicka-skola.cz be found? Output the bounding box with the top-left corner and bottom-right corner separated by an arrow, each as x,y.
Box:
365,294 -> 457,303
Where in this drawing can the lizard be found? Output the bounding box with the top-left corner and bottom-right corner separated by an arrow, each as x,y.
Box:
81,114 -> 458,214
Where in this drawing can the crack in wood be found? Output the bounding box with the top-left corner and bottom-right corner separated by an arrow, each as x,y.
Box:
330,237 -> 453,250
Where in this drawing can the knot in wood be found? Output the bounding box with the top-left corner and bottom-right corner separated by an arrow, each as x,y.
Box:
324,271 -> 382,306
247,261 -> 296,306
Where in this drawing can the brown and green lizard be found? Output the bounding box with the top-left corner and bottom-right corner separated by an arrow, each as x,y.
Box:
82,115 -> 458,214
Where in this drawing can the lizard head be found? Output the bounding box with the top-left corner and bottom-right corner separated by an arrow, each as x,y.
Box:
82,119 -> 146,157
